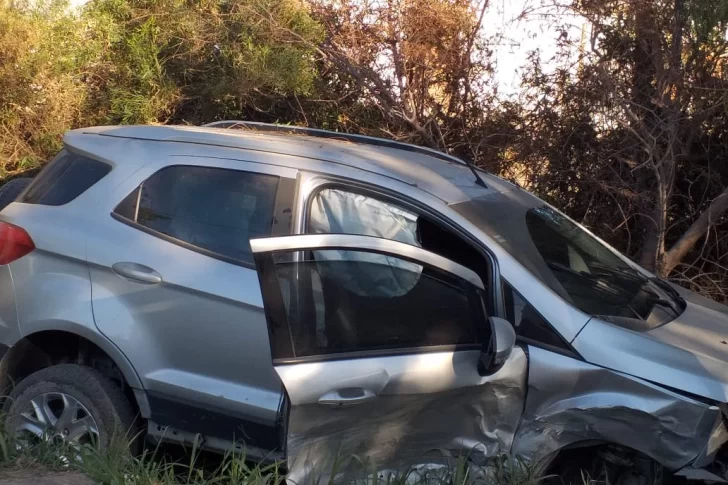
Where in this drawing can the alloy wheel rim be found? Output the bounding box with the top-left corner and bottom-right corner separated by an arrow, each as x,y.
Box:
15,392 -> 99,454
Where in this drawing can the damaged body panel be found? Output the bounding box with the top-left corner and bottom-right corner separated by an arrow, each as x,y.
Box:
573,315 -> 728,405
281,342 -> 728,482
250,233 -> 527,484
274,178 -> 728,481
282,348 -> 528,484
512,346 -> 726,471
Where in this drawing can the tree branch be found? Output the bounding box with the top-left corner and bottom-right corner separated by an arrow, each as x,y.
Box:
663,186 -> 728,274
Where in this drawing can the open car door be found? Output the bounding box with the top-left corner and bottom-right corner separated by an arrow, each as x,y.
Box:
251,234 -> 527,483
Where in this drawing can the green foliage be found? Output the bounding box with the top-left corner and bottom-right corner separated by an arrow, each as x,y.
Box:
0,0 -> 98,173
688,0 -> 728,42
3,0 -> 728,298
0,0 -> 323,175
83,0 -> 324,124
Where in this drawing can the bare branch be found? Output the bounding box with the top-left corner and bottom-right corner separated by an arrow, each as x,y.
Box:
663,187 -> 728,275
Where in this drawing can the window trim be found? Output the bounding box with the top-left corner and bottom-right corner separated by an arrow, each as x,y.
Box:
110,164 -> 294,270
299,178 -> 501,315
271,344 -> 484,365
252,235 -> 491,364
250,234 -> 485,290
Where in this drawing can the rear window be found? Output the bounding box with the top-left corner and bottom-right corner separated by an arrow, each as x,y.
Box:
21,150 -> 111,206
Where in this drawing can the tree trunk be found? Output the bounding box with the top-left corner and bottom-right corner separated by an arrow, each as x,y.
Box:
632,2 -> 662,271
639,182 -> 668,273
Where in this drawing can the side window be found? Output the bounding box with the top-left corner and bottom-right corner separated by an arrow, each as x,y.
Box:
309,188 -> 420,246
309,189 -> 422,297
503,282 -> 572,352
21,149 -> 111,206
307,187 -> 492,308
265,249 -> 486,359
113,165 -> 279,265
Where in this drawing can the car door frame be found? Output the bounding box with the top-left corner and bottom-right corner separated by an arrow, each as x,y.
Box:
251,233 -> 489,362
292,174 -> 504,317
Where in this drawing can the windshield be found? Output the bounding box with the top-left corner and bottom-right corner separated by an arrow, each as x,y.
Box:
452,190 -> 685,331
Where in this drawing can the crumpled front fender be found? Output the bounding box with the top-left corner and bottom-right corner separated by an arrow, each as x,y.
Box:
512,346 -> 727,472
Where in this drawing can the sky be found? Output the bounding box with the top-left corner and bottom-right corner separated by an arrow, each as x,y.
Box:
484,0 -> 587,94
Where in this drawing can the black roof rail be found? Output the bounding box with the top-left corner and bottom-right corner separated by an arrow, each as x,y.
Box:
203,120 -> 469,167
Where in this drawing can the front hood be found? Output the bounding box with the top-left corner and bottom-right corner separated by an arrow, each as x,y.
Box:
574,288 -> 728,403
650,289 -> 728,368
647,299 -> 728,399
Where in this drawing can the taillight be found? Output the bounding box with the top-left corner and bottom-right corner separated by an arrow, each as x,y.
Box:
0,222 -> 35,265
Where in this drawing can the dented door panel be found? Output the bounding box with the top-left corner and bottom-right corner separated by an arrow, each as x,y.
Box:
284,348 -> 528,483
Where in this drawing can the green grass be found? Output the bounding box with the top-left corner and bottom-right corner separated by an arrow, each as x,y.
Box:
0,427 -> 548,485
77,437 -> 289,485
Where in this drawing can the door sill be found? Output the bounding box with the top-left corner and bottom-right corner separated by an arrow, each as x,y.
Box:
146,420 -> 283,463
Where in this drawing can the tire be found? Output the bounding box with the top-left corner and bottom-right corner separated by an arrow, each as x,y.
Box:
0,178 -> 32,211
2,364 -> 139,453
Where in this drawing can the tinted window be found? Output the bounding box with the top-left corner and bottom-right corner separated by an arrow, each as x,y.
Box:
503,282 -> 571,351
21,150 -> 111,206
267,249 -> 485,358
114,166 -> 279,265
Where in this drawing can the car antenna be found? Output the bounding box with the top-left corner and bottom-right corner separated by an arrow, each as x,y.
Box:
463,157 -> 487,188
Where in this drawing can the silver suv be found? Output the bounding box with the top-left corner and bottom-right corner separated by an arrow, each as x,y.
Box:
0,122 -> 727,482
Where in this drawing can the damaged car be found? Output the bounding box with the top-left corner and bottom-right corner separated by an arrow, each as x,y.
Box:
0,121 -> 727,483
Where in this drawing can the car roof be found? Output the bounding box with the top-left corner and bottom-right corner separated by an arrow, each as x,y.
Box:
66,124 -> 518,204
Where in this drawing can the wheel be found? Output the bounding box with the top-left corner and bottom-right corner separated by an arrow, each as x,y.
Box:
0,177 -> 32,211
2,364 -> 138,455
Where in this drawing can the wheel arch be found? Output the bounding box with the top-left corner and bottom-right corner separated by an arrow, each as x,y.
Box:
541,441 -> 668,484
532,436 -> 683,474
0,324 -> 147,417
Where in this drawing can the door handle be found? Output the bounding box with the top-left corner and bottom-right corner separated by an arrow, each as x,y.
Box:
318,388 -> 377,407
112,262 -> 162,285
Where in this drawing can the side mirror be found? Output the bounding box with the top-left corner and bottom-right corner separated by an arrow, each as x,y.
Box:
479,317 -> 516,375
491,316 -> 517,366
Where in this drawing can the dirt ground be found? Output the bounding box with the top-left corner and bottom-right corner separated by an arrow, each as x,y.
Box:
0,468 -> 92,485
